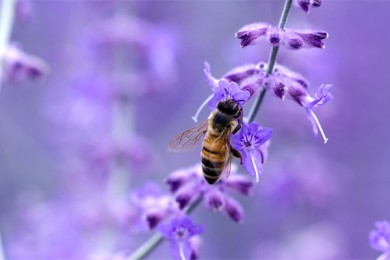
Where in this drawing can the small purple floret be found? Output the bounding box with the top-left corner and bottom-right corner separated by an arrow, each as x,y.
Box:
159,216 -> 204,260
231,122 -> 273,182
236,23 -> 269,47
208,79 -> 250,109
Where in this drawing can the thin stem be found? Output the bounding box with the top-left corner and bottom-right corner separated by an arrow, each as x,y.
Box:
247,0 -> 293,123
0,0 -> 16,91
0,233 -> 5,260
127,197 -> 202,260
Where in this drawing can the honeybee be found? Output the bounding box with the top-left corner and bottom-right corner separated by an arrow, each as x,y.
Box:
168,99 -> 243,184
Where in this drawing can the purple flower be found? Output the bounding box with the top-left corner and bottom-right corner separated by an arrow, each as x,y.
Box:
230,122 -> 273,182
293,30 -> 328,49
300,84 -> 333,143
369,221 -> 390,260
130,183 -> 180,229
166,164 -> 254,223
208,79 -> 250,109
294,0 -> 322,13
223,63 -> 261,84
1,44 -> 49,82
262,64 -> 332,143
235,23 -> 270,47
159,216 -> 204,260
87,15 -> 178,96
262,148 -> 340,209
235,24 -> 328,50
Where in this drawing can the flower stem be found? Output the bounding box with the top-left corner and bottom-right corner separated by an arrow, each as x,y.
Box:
127,197 -> 202,260
247,0 -> 293,123
0,0 -> 16,91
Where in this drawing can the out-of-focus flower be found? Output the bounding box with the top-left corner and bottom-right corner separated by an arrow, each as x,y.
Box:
236,23 -> 328,50
262,148 -> 340,209
87,14 -> 178,96
159,216 -> 203,260
166,164 -> 254,223
230,122 -> 272,182
16,0 -> 33,21
294,0 -> 322,13
83,135 -> 156,175
130,183 -> 180,230
369,221 -> 390,260
1,44 -> 49,82
252,223 -> 346,259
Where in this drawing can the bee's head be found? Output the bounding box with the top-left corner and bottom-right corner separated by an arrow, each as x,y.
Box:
217,99 -> 240,116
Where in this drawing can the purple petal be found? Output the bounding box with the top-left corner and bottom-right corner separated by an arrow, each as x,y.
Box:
256,128 -> 273,147
307,84 -> 333,109
204,189 -> 225,211
166,169 -> 197,193
175,183 -> 201,210
239,74 -> 264,97
369,221 -> 390,252
223,197 -> 244,223
266,27 -> 282,46
242,149 -> 264,182
295,30 -> 329,48
223,175 -> 254,196
296,0 -> 310,12
223,64 -> 260,83
236,23 -> 270,47
312,0 -> 322,7
144,209 -> 166,229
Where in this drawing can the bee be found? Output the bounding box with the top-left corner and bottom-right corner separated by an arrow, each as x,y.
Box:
168,99 -> 243,184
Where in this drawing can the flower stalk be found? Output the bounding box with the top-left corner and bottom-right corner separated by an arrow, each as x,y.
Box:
129,0 -> 293,258
0,0 -> 16,91
247,0 -> 293,123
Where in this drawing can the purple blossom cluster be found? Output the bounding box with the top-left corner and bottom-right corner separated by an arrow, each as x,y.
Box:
369,221 -> 390,260
202,60 -> 332,144
166,164 -> 254,223
236,23 -> 328,49
129,182 -> 204,258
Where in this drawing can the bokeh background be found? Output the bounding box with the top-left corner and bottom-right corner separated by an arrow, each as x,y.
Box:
0,0 -> 388,259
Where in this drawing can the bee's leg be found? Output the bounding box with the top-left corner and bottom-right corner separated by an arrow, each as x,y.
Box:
231,147 -> 242,164
233,110 -> 243,134
232,123 -> 241,134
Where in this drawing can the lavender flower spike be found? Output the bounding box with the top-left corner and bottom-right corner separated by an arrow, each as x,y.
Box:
159,216 -> 204,260
231,122 -> 273,182
236,23 -> 270,47
369,221 -> 390,260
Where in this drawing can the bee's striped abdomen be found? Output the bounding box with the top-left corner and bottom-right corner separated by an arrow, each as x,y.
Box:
201,132 -> 227,184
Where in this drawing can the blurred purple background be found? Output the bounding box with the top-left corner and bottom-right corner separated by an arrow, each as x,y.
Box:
0,0 -> 388,259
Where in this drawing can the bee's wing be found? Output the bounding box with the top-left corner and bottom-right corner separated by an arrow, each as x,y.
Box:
168,120 -> 209,152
